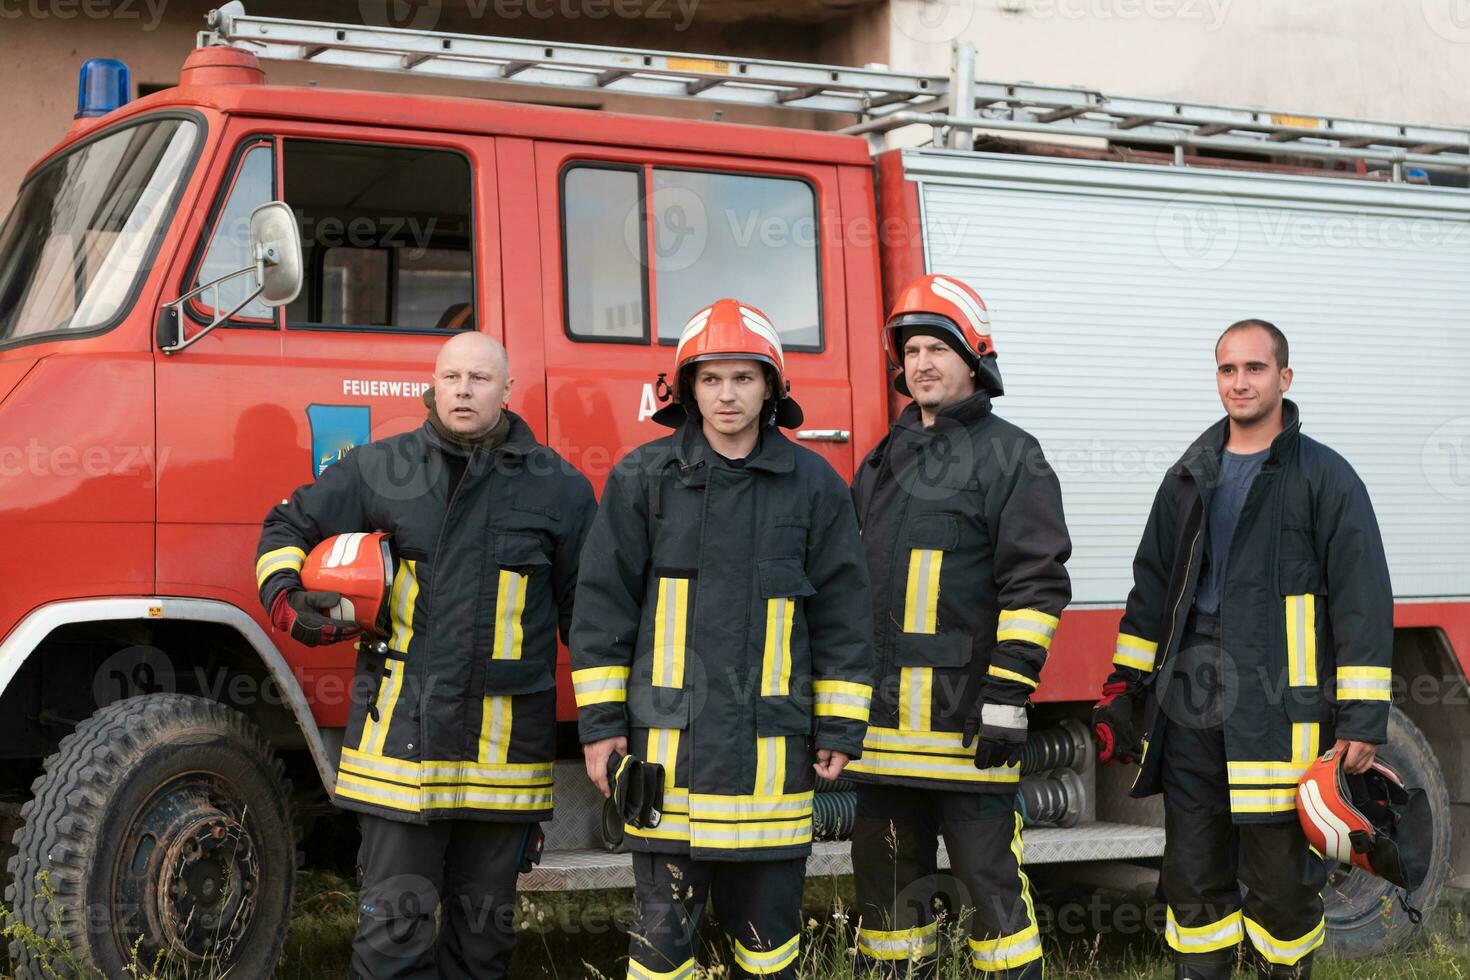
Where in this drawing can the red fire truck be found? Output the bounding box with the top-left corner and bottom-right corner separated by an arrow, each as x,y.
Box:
1,3 -> 1465,973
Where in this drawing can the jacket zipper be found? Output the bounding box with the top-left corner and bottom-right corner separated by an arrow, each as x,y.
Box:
416,446 -> 479,758
1160,525 -> 1202,677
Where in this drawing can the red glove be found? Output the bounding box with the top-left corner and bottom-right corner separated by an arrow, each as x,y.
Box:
1093,680 -> 1142,765
270,589 -> 362,647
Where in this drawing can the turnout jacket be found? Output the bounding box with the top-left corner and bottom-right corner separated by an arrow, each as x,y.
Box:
847,392 -> 1072,793
570,422 -> 874,861
255,413 -> 595,824
1107,400 -> 1393,823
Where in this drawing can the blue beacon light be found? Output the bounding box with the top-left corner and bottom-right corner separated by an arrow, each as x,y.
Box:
76,58 -> 131,119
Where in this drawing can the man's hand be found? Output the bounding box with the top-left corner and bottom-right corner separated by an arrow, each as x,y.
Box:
963,702 -> 1028,770
269,589 -> 362,647
1333,739 -> 1377,775
584,736 -> 628,797
813,749 -> 850,781
1093,681 -> 1142,765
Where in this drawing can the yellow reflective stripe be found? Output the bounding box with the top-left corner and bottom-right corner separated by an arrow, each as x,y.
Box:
652,577 -> 689,688
753,736 -> 788,799
647,727 -> 681,798
761,597 -> 795,696
846,752 -> 1018,784
1229,788 -> 1298,813
1244,915 -> 1325,966
572,666 -> 630,706
968,923 -> 1041,972
627,956 -> 696,980
996,608 -> 1059,650
339,748 -> 553,786
1165,908 -> 1243,954
389,560 -> 420,654
1293,722 -> 1321,766
1336,665 -> 1392,700
491,569 -> 528,660
357,658 -> 406,756
688,791 -> 813,822
1285,594 -> 1318,687
733,934 -> 800,975
987,664 -> 1038,690
898,667 -> 932,732
624,816 -> 692,842
861,726 -> 972,757
689,818 -> 812,850
255,546 -> 306,588
903,548 -> 943,634
1113,632 -> 1158,672
334,773 -> 554,813
813,679 -> 872,719
856,922 -> 938,961
477,695 -> 512,765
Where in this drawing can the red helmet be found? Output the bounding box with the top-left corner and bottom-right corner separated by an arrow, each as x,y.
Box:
884,274 -> 1003,397
300,532 -> 398,638
651,298 -> 803,429
1297,749 -> 1430,891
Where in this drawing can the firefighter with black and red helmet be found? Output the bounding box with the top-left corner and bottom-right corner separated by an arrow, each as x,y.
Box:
571,299 -> 873,979
847,274 -> 1072,979
254,331 -> 595,979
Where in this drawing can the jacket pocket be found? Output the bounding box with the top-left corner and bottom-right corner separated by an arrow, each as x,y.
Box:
1280,557 -> 1327,689
757,558 -> 816,697
628,679 -> 691,731
484,656 -> 555,696
900,515 -> 958,635
892,629 -> 973,668
489,533 -> 550,661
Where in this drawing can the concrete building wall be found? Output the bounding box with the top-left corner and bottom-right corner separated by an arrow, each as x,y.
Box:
885,0 -> 1470,126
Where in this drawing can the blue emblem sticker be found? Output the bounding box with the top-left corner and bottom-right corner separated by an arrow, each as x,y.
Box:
307,404 -> 371,477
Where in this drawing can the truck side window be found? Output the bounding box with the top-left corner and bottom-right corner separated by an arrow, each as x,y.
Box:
652,169 -> 821,351
192,142 -> 275,323
561,165 -> 648,342
283,140 -> 475,332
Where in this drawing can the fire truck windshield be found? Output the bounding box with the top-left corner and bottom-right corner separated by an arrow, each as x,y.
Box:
0,117 -> 198,346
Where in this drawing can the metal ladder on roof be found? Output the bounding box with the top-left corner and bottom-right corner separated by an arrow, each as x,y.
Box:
200,2 -> 1470,178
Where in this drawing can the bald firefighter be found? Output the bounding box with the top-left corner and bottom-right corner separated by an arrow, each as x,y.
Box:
847,275 -> 1072,979
255,332 -> 595,979
571,299 -> 874,980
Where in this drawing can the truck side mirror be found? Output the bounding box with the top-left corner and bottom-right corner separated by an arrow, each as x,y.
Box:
159,201 -> 303,355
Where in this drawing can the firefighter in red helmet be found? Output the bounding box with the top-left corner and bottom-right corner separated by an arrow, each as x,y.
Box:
572,299 -> 873,979
254,331 -> 595,979
848,274 -> 1072,978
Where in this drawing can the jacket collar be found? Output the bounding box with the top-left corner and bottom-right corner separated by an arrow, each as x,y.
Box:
895,389 -> 993,434
1181,398 -> 1301,482
673,420 -> 795,475
421,409 -> 537,459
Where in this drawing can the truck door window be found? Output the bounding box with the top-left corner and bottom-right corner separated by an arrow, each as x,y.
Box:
283,140 -> 475,332
561,165 -> 648,342
560,164 -> 820,351
652,170 -> 821,351
191,142 -> 274,323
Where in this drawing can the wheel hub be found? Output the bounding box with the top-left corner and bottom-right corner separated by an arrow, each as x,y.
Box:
116,777 -> 262,966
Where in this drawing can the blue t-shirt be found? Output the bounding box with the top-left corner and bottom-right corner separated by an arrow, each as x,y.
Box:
1194,447 -> 1269,615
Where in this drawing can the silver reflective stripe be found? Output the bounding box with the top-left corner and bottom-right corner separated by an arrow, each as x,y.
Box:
1167,913 -> 1243,951
691,823 -> 810,843
661,582 -> 680,687
770,597 -> 788,689
971,932 -> 1041,968
762,739 -> 779,797
816,692 -> 870,709
907,670 -> 926,729
499,572 -> 523,658
913,550 -> 934,632
981,703 -> 1026,730
574,675 -> 625,696
860,755 -> 1013,779
1244,916 -> 1324,964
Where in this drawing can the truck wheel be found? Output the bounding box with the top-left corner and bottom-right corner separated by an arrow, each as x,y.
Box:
4,694 -> 296,977
1320,705 -> 1451,958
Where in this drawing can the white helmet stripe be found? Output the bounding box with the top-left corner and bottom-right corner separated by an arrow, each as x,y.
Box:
930,277 -> 989,333
674,308 -> 714,361
739,308 -> 784,357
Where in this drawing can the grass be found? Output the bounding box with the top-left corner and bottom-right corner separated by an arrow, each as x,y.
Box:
4,869 -> 1467,978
